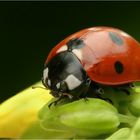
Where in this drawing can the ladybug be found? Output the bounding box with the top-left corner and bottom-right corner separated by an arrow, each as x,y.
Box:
42,27 -> 140,103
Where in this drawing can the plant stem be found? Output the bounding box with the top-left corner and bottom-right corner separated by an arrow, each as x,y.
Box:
118,114 -> 137,127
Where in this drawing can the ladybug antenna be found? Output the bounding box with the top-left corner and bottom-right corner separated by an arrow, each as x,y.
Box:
32,86 -> 49,90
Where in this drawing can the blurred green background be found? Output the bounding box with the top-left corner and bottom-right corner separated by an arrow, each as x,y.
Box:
0,1 -> 140,102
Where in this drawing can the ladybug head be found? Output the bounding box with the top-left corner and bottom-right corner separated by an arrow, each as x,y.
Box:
42,51 -> 91,98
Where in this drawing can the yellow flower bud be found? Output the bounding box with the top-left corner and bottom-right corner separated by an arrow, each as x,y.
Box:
0,82 -> 52,138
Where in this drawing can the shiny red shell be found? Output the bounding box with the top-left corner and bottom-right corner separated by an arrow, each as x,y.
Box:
46,27 -> 140,85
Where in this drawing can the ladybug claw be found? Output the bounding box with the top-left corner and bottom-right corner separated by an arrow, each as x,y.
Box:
95,88 -> 104,95
48,100 -> 60,109
106,98 -> 113,104
48,101 -> 54,108
48,95 -> 64,108
129,83 -> 135,88
116,83 -> 133,95
83,97 -> 89,102
122,89 -> 130,95
95,94 -> 113,104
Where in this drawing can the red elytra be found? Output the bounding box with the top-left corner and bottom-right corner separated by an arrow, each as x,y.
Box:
45,27 -> 140,85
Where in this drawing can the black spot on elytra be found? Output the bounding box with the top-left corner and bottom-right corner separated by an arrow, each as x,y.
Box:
109,32 -> 123,46
66,38 -> 84,51
114,61 -> 124,74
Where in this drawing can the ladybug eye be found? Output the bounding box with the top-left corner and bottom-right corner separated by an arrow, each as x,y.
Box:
60,81 -> 68,92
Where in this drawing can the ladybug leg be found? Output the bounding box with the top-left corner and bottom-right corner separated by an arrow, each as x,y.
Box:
62,93 -> 73,99
95,87 -> 104,95
88,81 -> 104,96
91,84 -> 113,104
48,101 -> 55,108
48,93 -> 73,108
116,83 -> 134,95
48,96 -> 64,108
95,93 -> 113,104
128,83 -> 135,88
83,97 -> 89,102
120,88 -> 130,95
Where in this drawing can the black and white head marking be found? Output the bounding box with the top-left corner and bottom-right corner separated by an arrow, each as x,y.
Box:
43,50 -> 90,98
43,67 -> 52,87
48,79 -> 51,86
43,67 -> 49,84
56,82 -> 60,89
55,74 -> 82,91
64,74 -> 82,90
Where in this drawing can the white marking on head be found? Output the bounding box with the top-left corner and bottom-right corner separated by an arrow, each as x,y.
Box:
72,49 -> 82,60
57,45 -> 68,53
43,67 -> 49,83
48,79 -> 51,86
64,74 -> 82,90
56,82 -> 60,89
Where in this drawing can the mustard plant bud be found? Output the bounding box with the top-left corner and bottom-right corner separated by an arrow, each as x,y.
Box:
129,90 -> 140,116
39,98 -> 120,138
129,117 -> 140,139
106,128 -> 130,140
